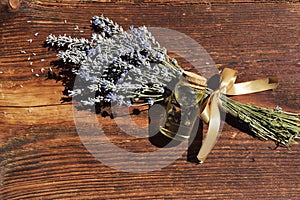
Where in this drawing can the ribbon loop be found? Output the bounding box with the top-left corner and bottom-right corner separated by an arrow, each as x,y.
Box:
197,68 -> 278,163
218,68 -> 238,93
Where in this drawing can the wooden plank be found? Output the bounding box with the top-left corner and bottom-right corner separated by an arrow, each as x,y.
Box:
0,1 -> 299,199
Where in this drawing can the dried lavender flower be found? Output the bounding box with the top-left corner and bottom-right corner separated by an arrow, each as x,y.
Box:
91,15 -> 123,38
45,34 -> 91,51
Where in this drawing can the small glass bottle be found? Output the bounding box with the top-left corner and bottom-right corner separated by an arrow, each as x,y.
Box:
149,71 -> 207,146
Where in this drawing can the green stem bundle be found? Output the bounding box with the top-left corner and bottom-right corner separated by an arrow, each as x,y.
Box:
218,90 -> 300,146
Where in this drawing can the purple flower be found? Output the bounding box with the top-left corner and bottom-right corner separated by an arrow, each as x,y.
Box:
125,100 -> 132,107
107,92 -> 117,101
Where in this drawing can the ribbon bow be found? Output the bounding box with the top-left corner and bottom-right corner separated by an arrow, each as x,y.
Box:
197,68 -> 279,163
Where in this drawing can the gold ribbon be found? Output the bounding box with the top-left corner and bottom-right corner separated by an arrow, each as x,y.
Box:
197,68 -> 279,163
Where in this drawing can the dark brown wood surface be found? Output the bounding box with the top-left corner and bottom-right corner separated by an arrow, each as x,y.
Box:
0,0 -> 300,199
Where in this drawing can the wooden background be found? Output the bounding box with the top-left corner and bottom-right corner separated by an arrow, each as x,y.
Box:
0,0 -> 299,199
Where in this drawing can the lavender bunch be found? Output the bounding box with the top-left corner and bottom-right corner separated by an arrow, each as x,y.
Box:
45,15 -> 299,163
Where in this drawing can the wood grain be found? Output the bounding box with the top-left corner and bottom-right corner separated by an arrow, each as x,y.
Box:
0,1 -> 300,199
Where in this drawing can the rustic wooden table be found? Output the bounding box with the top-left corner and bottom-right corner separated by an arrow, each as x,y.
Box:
0,0 -> 299,199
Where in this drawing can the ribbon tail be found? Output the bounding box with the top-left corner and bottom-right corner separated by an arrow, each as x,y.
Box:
226,77 -> 279,96
197,94 -> 221,163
